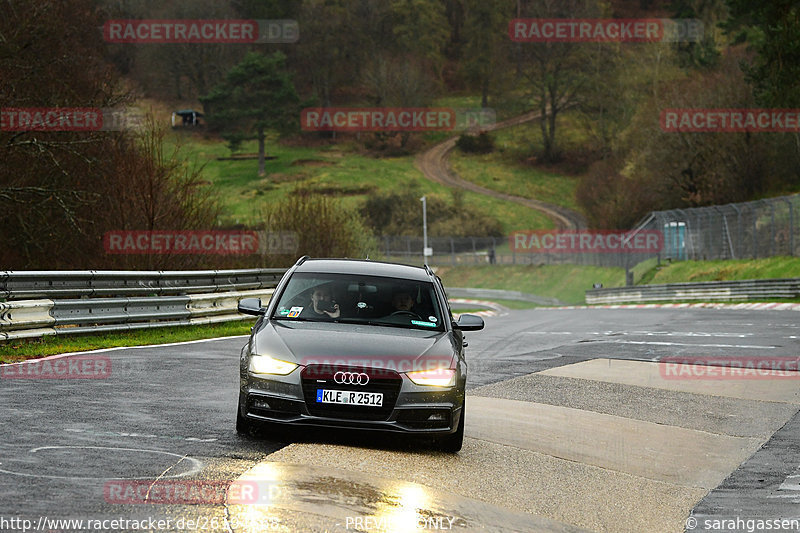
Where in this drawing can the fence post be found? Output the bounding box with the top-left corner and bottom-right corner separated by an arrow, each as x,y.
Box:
790,199 -> 795,256
771,201 -> 776,257
471,237 -> 476,264
730,204 -> 741,259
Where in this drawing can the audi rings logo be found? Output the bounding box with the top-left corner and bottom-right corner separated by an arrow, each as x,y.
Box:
334,371 -> 369,385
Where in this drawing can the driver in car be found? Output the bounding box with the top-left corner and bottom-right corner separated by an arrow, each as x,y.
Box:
303,285 -> 341,319
391,289 -> 419,317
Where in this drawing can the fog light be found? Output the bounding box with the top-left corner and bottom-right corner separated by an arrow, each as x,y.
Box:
252,399 -> 271,410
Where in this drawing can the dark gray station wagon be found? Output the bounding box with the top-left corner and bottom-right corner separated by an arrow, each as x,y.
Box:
236,257 -> 484,452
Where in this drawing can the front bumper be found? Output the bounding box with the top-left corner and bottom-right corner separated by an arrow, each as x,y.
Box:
240,366 -> 465,435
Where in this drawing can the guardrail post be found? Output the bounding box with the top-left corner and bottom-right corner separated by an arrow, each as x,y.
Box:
450,238 -> 456,266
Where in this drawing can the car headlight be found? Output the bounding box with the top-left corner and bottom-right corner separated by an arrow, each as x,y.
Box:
406,368 -> 456,387
249,355 -> 298,375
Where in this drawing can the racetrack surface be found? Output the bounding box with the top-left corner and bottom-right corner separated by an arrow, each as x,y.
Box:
1,307 -> 798,532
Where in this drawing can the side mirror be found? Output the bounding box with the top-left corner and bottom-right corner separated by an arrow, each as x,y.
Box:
454,314 -> 484,331
238,298 -> 265,316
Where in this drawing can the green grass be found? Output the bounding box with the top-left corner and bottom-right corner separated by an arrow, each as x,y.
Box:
436,265 -> 626,306
168,132 -> 553,233
450,151 -> 580,217
436,256 -> 800,307
644,257 -> 800,284
0,321 -> 254,363
448,112 -> 586,225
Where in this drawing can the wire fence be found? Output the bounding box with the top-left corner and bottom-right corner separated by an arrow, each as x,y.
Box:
379,235 -> 656,270
639,193 -> 800,261
381,193 -> 799,272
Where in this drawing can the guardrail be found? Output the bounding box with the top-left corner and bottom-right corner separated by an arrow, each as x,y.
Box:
586,278 -> 800,304
0,269 -> 286,300
0,290 -> 276,341
0,269 -> 287,341
447,287 -> 564,306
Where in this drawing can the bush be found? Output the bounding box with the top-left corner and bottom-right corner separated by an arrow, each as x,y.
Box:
361,188 -> 503,238
455,132 -> 494,154
255,188 -> 377,262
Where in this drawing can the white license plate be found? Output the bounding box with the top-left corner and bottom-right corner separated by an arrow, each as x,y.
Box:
316,389 -> 383,407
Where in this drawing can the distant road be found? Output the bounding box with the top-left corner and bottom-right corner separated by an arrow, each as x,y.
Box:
414,109 -> 587,230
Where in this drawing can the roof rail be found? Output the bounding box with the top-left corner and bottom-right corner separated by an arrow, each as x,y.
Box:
424,263 -> 435,276
295,255 -> 310,266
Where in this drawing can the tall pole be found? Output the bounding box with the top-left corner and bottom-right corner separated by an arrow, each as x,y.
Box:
421,196 -> 428,265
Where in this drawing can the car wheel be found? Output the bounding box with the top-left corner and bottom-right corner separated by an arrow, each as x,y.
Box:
438,404 -> 465,453
236,393 -> 253,436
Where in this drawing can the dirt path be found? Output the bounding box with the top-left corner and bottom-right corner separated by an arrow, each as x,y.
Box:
414,109 -> 587,230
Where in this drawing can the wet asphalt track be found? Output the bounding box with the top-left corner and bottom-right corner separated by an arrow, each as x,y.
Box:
1,307 -> 799,532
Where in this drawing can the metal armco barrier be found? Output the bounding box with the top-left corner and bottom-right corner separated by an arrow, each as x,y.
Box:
586,278 -> 800,304
447,287 -> 564,306
0,269 -> 286,300
0,289 -> 275,341
0,269 -> 286,341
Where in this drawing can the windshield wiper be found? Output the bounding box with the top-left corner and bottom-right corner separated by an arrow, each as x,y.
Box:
333,318 -> 441,331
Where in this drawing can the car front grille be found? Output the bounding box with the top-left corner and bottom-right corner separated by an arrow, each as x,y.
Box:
301,364 -> 402,421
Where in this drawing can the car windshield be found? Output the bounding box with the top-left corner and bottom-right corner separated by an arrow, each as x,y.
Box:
271,272 -> 445,331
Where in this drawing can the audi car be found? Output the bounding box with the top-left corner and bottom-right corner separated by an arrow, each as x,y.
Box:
235,257 -> 484,452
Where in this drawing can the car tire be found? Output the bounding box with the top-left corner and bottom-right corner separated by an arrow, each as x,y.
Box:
438,404 -> 465,453
236,393 -> 253,436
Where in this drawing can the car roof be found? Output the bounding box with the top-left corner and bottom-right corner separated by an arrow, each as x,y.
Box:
293,258 -> 433,282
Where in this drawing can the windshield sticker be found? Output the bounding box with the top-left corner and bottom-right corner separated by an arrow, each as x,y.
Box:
411,320 -> 437,328
278,308 -> 290,316
429,316 -> 438,322
288,306 -> 303,318
357,302 -> 367,309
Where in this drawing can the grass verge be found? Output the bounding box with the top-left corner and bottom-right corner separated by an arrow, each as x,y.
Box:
645,257 -> 800,284
0,321 -> 254,363
436,264 -> 625,306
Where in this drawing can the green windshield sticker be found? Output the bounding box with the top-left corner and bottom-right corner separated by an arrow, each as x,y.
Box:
411,320 -> 436,327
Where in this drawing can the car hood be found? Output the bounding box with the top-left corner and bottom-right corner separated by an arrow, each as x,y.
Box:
251,320 -> 456,370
